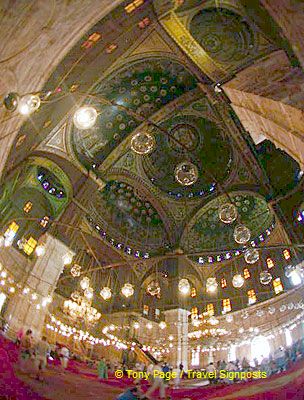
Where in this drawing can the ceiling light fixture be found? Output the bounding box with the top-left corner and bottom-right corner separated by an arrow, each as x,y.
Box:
73,106 -> 97,130
174,161 -> 199,186
130,131 -> 156,155
219,203 -> 237,224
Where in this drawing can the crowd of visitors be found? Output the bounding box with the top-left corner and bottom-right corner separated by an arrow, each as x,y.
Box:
16,328 -> 70,381
204,336 -> 304,385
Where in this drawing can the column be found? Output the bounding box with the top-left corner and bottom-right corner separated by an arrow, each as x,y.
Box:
164,308 -> 189,370
4,234 -> 73,339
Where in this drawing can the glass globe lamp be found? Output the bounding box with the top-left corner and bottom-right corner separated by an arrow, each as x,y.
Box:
35,244 -> 46,257
84,287 -> 94,299
73,106 -> 97,130
100,286 -> 112,300
121,283 -> 134,298
178,278 -> 190,295
159,321 -> 167,330
80,276 -> 90,290
3,92 -> 19,112
71,291 -> 81,301
17,94 -> 41,115
232,274 -> 244,288
260,271 -> 272,285
130,131 -> 156,155
233,224 -> 251,244
174,161 -> 198,186
70,264 -> 81,277
206,277 -> 218,293
219,203 -> 237,224
147,281 -> 161,297
146,322 -> 153,330
62,253 -> 73,265
244,248 -> 259,264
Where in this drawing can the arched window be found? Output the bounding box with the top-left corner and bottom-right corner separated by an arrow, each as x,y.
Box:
251,336 -> 270,363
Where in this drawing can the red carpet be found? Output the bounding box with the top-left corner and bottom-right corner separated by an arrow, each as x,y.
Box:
1,335 -> 304,400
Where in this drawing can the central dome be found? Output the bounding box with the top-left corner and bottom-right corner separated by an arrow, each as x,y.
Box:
142,115 -> 233,198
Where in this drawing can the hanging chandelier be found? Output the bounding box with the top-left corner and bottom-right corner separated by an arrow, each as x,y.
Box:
63,294 -> 101,324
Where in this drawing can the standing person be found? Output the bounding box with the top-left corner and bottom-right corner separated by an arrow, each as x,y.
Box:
241,357 -> 250,372
19,329 -> 33,373
16,328 -> 24,347
34,336 -> 50,381
98,357 -> 108,379
59,345 -> 69,370
145,362 -> 166,399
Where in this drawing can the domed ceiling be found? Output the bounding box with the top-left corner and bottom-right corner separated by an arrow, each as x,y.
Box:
72,58 -> 197,168
142,114 -> 232,198
2,0 -> 303,317
182,192 -> 274,256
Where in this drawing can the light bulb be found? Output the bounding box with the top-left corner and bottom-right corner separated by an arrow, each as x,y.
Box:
84,287 -> 94,299
80,277 -> 90,290
1,271 -> 7,278
233,225 -> 251,244
133,322 -> 140,330
130,131 -> 156,155
17,94 -> 41,115
31,293 -> 38,300
100,286 -> 112,300
232,274 -> 245,288
178,278 -> 190,295
244,248 -> 259,264
206,277 -> 218,293
121,283 -> 134,298
146,322 -> 153,330
35,244 -> 46,257
62,253 -> 73,265
175,161 -> 199,186
159,321 -> 167,330
73,106 -> 97,130
219,203 -> 237,224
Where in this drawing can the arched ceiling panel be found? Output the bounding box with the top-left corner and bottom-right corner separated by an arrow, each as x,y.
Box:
181,191 -> 275,254
71,58 -> 197,168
